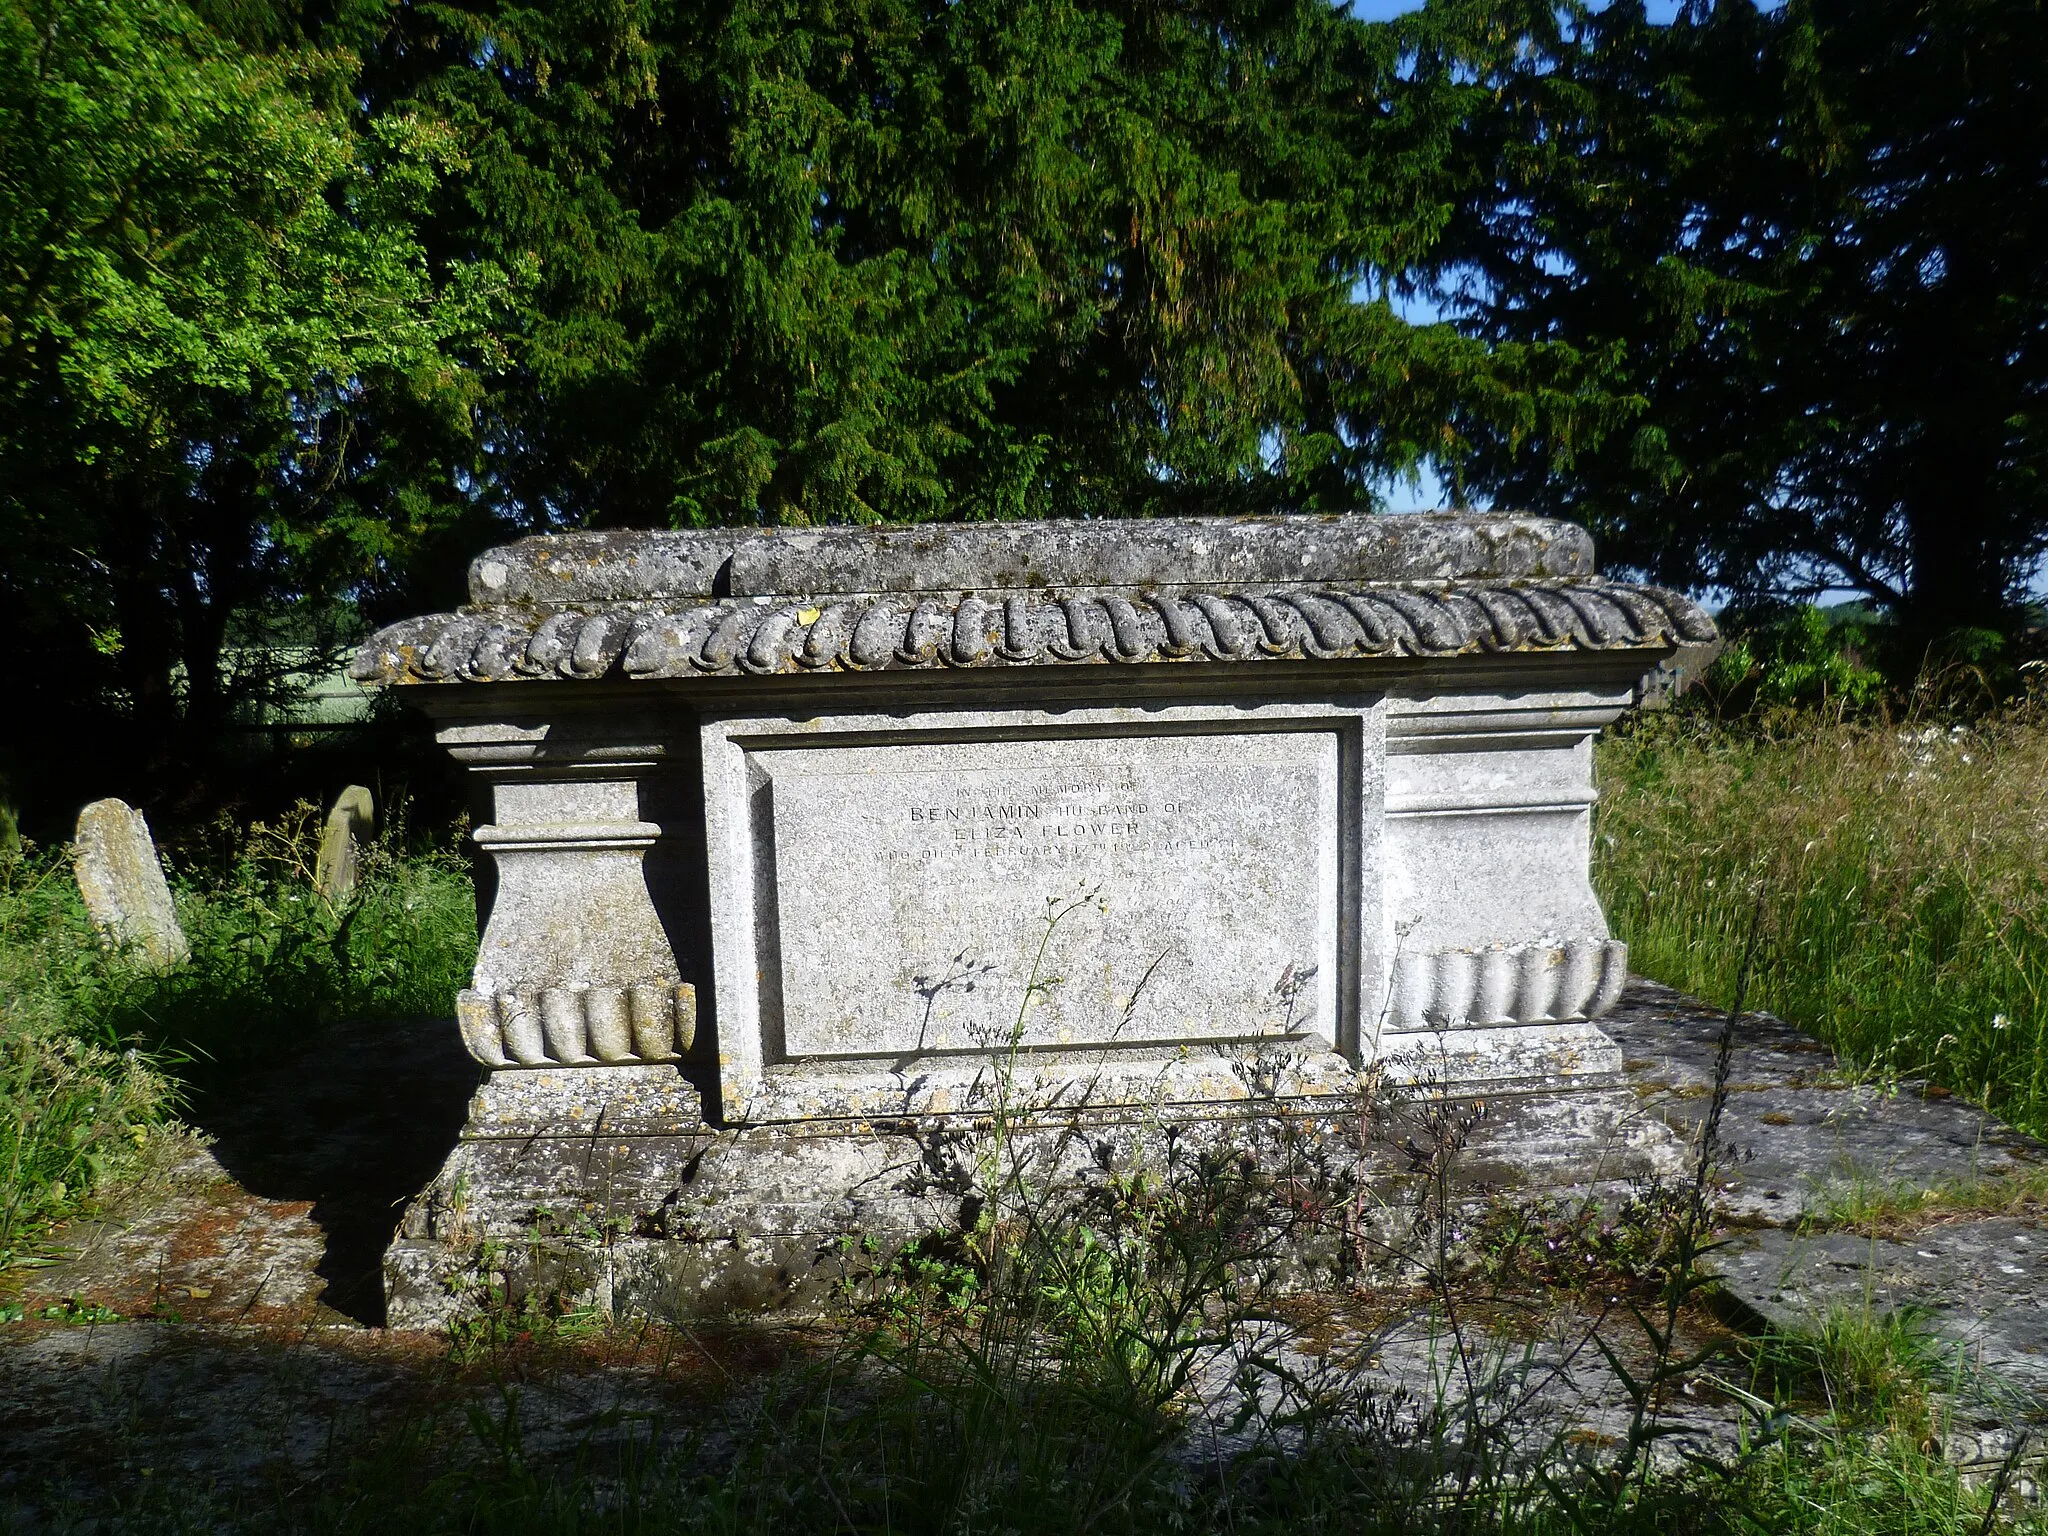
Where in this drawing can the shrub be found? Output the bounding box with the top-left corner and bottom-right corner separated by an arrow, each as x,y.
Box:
1698,605 -> 1887,717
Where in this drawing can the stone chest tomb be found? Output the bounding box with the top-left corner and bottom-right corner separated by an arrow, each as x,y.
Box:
354,514 -> 1716,1324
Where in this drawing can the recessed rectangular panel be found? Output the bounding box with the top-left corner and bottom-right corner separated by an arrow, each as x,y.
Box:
757,731 -> 1341,1059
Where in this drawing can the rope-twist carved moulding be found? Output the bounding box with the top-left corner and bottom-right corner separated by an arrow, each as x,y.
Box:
354,580 -> 1714,686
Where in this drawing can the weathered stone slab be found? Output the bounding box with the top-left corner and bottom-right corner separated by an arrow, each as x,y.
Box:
462,512 -> 1599,608
71,798 -> 187,971
699,699 -> 1377,1121
1605,979 -> 2046,1226
382,1065 -> 1681,1329
463,1063 -> 705,1139
352,516 -> 1714,690
1712,1222 -> 2048,1405
314,784 -> 374,901
1608,977 -> 2048,1432
760,728 -> 1340,1057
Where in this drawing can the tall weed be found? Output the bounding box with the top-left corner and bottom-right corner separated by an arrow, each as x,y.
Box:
1596,702 -> 2048,1137
144,799 -> 478,1065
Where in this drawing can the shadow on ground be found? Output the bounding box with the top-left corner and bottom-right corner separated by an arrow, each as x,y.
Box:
177,1015 -> 477,1324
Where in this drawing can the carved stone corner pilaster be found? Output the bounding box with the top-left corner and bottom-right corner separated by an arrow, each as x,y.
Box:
468,772 -> 684,974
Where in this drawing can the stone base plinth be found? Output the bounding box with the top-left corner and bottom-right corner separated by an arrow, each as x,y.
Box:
383,1045 -> 1682,1329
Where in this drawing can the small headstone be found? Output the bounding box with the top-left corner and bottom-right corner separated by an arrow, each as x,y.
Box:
314,785 -> 375,902
73,799 -> 189,971
1636,635 -> 1726,711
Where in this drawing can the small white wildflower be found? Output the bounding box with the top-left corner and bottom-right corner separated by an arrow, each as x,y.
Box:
1993,1014 -> 2012,1031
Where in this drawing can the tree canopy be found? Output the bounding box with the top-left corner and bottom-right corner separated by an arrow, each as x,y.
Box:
0,0 -> 500,806
1433,0 -> 2048,641
350,0 -> 1524,526
1,0 -> 2043,820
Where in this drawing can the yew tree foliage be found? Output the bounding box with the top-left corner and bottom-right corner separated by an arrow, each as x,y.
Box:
356,0 -> 1522,528
1436,0 -> 2048,638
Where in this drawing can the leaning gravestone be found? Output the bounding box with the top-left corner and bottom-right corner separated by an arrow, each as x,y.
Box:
354,513 -> 1718,1324
314,785 -> 375,902
73,799 -> 189,971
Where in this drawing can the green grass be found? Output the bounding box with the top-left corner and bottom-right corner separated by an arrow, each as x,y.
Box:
0,800 -> 476,1264
1803,1164 -> 2048,1237
1595,702 -> 2048,1138
1724,1301 -> 2041,1536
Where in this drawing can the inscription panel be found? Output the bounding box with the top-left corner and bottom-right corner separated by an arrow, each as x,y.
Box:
758,730 -> 1342,1059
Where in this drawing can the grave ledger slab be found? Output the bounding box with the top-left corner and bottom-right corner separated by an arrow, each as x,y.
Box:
355,513 -> 1715,1323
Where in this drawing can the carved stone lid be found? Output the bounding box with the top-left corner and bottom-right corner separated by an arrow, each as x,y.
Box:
465,513 -> 1593,607
354,514 -> 1717,687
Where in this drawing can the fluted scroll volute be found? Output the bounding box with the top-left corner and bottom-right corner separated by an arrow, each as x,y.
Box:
456,981 -> 697,1068
1385,939 -> 1630,1032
